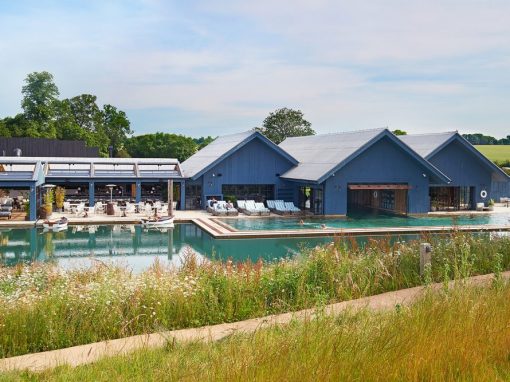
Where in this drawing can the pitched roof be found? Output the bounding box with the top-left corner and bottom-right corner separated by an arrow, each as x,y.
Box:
279,128 -> 385,182
398,132 -> 457,158
279,128 -> 450,183
399,132 -> 510,180
181,130 -> 298,179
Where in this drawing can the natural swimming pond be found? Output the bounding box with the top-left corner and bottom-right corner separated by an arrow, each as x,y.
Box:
220,212 -> 510,231
0,224 -> 430,272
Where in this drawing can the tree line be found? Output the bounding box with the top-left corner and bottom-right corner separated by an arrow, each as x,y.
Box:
0,72 -> 216,160
461,133 -> 510,145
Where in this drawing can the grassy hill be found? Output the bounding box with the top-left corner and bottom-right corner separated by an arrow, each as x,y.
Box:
475,145 -> 510,164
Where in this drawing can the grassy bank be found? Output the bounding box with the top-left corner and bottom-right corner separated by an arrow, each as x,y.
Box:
1,232 -> 510,358
6,280 -> 510,381
476,144 -> 510,166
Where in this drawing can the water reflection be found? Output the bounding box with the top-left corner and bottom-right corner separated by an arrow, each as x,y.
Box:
0,224 -> 424,272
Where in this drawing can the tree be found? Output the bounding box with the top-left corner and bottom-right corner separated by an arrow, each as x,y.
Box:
125,133 -> 198,161
256,108 -> 315,144
194,136 -> 215,150
392,129 -> 407,136
67,94 -> 103,132
102,104 -> 132,156
21,71 -> 59,138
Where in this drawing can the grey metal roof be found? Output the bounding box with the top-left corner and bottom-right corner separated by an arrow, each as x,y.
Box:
279,128 -> 386,182
397,132 -> 457,158
0,157 -> 183,180
181,130 -> 299,179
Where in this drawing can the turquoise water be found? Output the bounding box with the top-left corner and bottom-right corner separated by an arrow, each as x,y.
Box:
0,224 -> 425,272
220,211 -> 510,231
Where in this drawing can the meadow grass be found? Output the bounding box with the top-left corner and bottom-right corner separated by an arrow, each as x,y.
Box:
476,144 -> 510,165
1,232 -> 510,358
5,280 -> 510,381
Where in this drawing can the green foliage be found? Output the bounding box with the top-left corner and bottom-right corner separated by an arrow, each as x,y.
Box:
392,129 -> 407,135
194,136 -> 216,149
10,283 -> 510,381
102,104 -> 132,156
257,107 -> 315,144
464,133 -> 510,145
125,133 -> 198,161
1,232 -> 510,358
20,71 -> 59,138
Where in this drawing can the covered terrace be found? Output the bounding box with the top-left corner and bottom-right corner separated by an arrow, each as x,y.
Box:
0,157 -> 185,221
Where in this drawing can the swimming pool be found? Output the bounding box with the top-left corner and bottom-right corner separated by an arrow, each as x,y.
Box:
219,211 -> 510,231
0,224 -> 426,272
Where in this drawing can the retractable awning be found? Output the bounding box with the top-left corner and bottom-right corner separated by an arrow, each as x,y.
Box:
348,184 -> 411,190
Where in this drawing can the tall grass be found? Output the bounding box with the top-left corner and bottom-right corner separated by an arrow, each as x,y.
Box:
1,232 -> 510,358
7,281 -> 510,381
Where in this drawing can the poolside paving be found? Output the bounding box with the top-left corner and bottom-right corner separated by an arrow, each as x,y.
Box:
1,205 -> 510,239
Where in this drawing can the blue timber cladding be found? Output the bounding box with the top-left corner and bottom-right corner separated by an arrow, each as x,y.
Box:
322,136 -> 432,215
428,139 -> 495,203
199,136 -> 296,202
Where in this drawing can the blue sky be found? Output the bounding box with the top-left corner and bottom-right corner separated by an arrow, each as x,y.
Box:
1,0 -> 510,137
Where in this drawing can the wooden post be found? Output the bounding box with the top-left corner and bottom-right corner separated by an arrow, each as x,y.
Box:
420,243 -> 432,276
167,228 -> 173,260
168,179 -> 174,217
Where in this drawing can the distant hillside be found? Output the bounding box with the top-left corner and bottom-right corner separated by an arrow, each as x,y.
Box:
476,145 -> 510,165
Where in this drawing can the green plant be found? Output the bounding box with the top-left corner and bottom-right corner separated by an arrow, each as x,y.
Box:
488,198 -> 495,207
54,186 -> 66,210
8,282 -> 510,381
224,195 -> 237,204
1,232 -> 510,358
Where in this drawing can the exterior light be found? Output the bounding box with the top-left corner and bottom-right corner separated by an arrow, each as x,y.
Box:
422,173 -> 427,178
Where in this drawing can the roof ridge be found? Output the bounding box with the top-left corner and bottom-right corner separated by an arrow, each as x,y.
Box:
402,131 -> 457,137
281,127 -> 388,142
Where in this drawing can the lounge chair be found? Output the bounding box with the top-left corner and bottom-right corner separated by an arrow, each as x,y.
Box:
63,201 -> 72,213
0,206 -> 11,219
72,203 -> 85,216
284,202 -> 301,214
144,204 -> 153,217
255,202 -> 270,216
266,200 -> 276,211
274,200 -> 291,215
236,200 -> 246,213
244,200 -> 260,216
222,201 -> 239,216
94,202 -> 104,214
212,201 -> 228,216
125,203 -> 136,215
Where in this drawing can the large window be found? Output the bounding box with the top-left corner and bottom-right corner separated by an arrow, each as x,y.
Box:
185,184 -> 202,210
222,184 -> 274,202
430,186 -> 473,211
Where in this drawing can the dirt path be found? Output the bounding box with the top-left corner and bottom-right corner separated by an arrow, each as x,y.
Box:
1,271 -> 508,373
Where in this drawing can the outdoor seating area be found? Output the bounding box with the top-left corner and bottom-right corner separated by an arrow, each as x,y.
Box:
0,194 -> 29,220
206,199 -> 301,217
266,200 -> 301,215
55,200 -> 177,218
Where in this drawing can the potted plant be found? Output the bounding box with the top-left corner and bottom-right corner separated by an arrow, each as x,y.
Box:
488,199 -> 495,211
430,200 -> 438,212
55,186 -> 66,212
43,189 -> 54,218
24,201 -> 30,221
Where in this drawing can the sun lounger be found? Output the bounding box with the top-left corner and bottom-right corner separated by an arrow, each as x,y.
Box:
212,201 -> 228,216
244,200 -> 259,215
237,200 -> 246,213
266,200 -> 276,210
274,200 -> 291,215
255,202 -> 270,216
284,202 -> 301,214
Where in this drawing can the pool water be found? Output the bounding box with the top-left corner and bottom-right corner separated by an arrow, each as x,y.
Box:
220,211 -> 510,231
0,224 -> 425,272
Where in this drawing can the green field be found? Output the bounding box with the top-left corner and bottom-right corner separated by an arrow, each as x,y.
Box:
475,145 -> 510,164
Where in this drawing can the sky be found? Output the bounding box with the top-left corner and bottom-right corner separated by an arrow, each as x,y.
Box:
1,0 -> 509,138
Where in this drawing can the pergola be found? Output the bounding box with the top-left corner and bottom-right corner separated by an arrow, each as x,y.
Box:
0,157 -> 185,220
